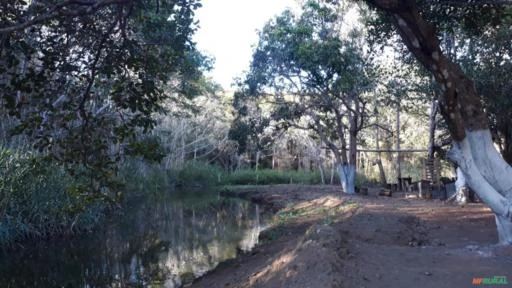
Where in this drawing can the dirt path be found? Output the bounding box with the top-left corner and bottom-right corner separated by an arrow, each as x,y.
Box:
191,185 -> 512,288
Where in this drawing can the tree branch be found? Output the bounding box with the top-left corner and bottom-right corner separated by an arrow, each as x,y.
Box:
0,0 -> 133,35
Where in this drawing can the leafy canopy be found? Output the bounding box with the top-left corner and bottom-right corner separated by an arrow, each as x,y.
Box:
0,0 -> 207,194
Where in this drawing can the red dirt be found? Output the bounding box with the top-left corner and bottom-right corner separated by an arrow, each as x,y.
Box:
191,185 -> 512,288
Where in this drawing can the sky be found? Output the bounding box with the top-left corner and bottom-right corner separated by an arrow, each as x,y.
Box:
193,0 -> 298,89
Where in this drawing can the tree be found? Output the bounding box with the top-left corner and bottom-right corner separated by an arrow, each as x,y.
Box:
240,0 -> 372,193
228,91 -> 274,170
152,79 -> 239,170
457,19 -> 512,164
0,0 -> 206,195
364,0 -> 512,244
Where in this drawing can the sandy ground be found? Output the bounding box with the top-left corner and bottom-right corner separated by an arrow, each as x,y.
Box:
190,185 -> 512,288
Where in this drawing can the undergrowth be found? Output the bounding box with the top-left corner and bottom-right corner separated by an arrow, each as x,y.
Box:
0,148 -> 105,246
0,147 -> 374,245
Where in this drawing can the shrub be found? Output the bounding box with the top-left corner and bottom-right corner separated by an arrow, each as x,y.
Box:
0,147 -> 105,245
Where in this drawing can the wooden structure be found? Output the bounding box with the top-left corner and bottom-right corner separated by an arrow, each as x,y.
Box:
423,158 -> 441,184
421,158 -> 442,198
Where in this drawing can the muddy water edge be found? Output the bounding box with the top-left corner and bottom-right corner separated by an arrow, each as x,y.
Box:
0,189 -> 268,287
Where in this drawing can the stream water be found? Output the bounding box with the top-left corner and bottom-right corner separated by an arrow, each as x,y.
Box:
0,191 -> 264,287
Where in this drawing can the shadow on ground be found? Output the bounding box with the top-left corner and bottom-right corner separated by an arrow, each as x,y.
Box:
193,185 -> 512,288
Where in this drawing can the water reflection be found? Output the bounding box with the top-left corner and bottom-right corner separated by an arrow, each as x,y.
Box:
0,191 -> 263,287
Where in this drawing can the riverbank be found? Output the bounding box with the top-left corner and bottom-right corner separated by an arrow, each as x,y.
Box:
0,147 -> 329,246
192,184 -> 512,288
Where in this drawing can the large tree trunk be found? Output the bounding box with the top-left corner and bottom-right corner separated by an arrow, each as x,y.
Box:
497,121 -> 512,164
367,0 -> 512,244
331,106 -> 355,194
344,92 -> 359,194
338,163 -> 356,194
449,131 -> 512,244
454,166 -> 468,205
339,124 -> 356,194
339,138 -> 355,194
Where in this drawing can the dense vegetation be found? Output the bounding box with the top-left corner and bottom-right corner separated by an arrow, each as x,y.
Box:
2,0 -> 512,244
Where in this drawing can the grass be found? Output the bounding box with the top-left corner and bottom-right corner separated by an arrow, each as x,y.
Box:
119,162 -> 341,196
220,168 -> 376,187
221,169 -> 323,185
1,158 -> 228,241
118,158 -> 177,197
177,161 -> 223,188
259,198 -> 360,243
0,149 -> 375,245
275,200 -> 359,225
119,160 -> 225,196
0,148 -> 106,245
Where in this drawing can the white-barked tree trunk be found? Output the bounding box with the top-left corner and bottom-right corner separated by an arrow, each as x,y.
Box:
367,0 -> 512,244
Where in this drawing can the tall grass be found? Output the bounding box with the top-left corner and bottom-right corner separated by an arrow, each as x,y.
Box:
221,169 -> 323,185
118,159 -> 224,197
118,158 -> 177,197
0,148 -> 105,245
176,161 -> 223,188
220,168 -> 376,187
0,149 -> 376,245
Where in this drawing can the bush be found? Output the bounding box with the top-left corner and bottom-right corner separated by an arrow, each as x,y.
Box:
0,147 -> 105,245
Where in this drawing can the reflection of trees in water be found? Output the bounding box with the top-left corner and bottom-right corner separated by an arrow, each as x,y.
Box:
147,199 -> 262,286
0,196 -> 262,287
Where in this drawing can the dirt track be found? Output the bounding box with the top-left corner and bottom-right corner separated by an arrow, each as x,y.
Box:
191,185 -> 512,288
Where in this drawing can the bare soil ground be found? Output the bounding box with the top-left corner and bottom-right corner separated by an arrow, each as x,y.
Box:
191,185 -> 512,288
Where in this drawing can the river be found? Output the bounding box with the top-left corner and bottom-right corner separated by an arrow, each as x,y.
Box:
0,190 -> 265,287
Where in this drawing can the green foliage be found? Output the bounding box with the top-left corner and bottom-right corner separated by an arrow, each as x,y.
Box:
0,147 -> 106,245
247,0 -> 369,97
126,135 -> 166,163
117,158 -> 177,197
420,1 -> 512,36
0,144 -> 378,245
275,200 -> 359,225
363,1 -> 512,49
176,161 -> 223,188
0,152 -> 222,245
228,90 -> 273,158
222,169 -> 323,185
355,171 -> 377,187
236,0 -> 373,173
457,19 -> 512,163
0,0 -> 207,197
